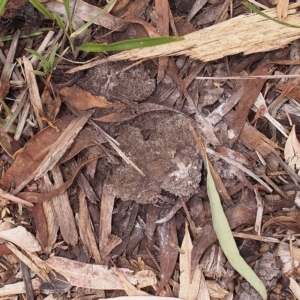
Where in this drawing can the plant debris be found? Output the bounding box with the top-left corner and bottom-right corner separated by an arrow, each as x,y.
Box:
2,0 -> 300,299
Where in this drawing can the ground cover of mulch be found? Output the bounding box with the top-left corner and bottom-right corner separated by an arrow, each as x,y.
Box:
1,0 -> 300,299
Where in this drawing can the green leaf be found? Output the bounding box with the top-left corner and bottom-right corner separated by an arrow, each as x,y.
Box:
243,1 -> 300,28
48,44 -> 58,70
55,13 -> 66,31
0,97 -> 12,117
78,36 -> 184,52
63,0 -> 73,33
206,162 -> 267,299
0,29 -> 49,42
189,125 -> 267,300
29,0 -> 55,21
25,48 -> 49,65
31,70 -> 47,76
70,0 -> 117,38
0,0 -> 8,18
55,46 -> 69,66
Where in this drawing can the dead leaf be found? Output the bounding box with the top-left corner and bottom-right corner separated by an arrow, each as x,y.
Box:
114,265 -> 149,296
284,125 -> 300,173
179,223 -> 198,300
99,182 -> 116,253
156,210 -> 178,294
31,204 -> 48,250
78,191 -> 102,263
227,63 -> 274,145
0,115 -> 75,192
45,256 -> 156,290
206,280 -> 229,298
0,226 -> 41,252
60,86 -> 124,110
0,127 -> 15,156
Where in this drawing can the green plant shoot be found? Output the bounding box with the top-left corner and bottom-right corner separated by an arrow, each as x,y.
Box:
29,0 -> 55,21
70,0 -> 117,38
243,1 -> 300,28
25,44 -> 59,76
0,0 -> 8,18
189,124 -> 267,300
63,0 -> 73,33
78,36 -> 184,53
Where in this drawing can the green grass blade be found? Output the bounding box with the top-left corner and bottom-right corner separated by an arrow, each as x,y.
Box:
56,46 -> 69,66
0,0 -> 8,18
63,0 -> 73,33
31,70 -> 47,76
78,36 -> 184,52
243,1 -> 300,28
55,13 -> 66,31
48,44 -> 58,70
206,161 -> 267,300
0,29 -> 49,42
0,97 -> 12,117
70,0 -> 117,38
189,125 -> 267,300
29,0 -> 54,21
25,48 -> 49,65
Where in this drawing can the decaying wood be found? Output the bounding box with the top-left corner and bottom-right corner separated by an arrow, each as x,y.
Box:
68,3 -> 300,74
23,56 -> 44,130
0,278 -> 41,297
50,165 -> 78,246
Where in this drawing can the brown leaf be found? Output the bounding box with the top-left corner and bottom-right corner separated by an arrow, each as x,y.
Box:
17,157 -> 95,203
0,115 -> 74,192
31,203 -> 48,250
45,256 -> 156,290
0,127 -> 15,156
78,191 -> 102,263
60,86 -> 123,110
226,63 -> 274,145
284,125 -> 300,172
114,266 -> 149,296
156,210 -> 178,294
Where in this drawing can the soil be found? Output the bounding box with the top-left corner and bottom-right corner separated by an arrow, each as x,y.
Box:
1,0 -> 300,299
77,61 -> 156,103
106,112 -> 202,204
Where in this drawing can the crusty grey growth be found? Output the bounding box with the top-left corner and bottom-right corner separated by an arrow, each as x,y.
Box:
107,112 -> 202,204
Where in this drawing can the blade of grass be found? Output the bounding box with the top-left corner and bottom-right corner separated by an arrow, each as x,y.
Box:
243,1 -> 300,28
25,48 -> 50,66
48,44 -> 58,71
189,124 -> 267,300
70,0 -> 117,38
29,0 -> 55,21
0,29 -> 49,42
0,0 -> 8,18
78,36 -> 184,52
63,0 -> 73,33
0,98 -> 12,117
55,13 -> 66,31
